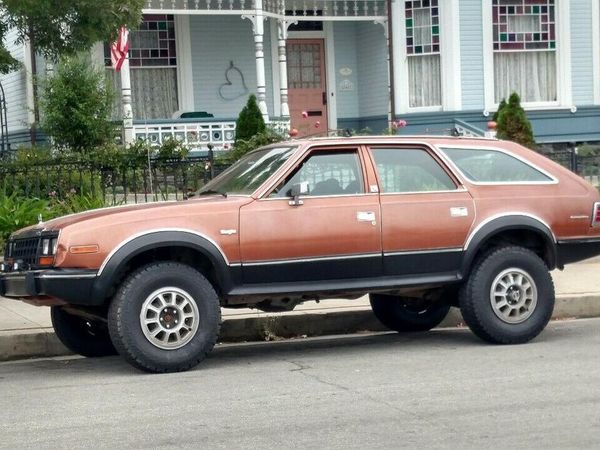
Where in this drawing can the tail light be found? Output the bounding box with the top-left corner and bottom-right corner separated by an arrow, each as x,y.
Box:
593,203 -> 600,227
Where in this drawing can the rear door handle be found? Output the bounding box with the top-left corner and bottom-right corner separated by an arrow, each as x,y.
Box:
357,211 -> 375,222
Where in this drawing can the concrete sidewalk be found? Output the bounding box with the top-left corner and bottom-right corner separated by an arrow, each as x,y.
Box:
1,259 -> 600,361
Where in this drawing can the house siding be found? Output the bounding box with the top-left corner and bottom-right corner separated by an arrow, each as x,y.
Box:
333,22 -> 359,120
356,22 -> 388,124
459,0 -> 485,110
571,0 -> 594,106
189,16 -> 274,119
0,28 -> 30,138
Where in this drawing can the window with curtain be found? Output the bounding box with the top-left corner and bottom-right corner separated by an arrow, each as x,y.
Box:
405,0 -> 441,108
105,14 -> 179,119
492,0 -> 557,103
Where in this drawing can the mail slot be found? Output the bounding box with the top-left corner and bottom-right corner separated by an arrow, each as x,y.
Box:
307,111 -> 322,117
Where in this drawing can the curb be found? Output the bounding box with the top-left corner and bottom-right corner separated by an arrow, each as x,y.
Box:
2,293 -> 600,362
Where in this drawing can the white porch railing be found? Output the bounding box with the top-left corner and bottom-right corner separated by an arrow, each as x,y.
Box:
453,120 -> 486,138
133,118 -> 291,150
143,0 -> 387,20
133,120 -> 237,150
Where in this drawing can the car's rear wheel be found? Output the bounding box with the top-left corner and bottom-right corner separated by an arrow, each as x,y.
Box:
459,246 -> 555,344
369,294 -> 451,332
108,262 -> 221,373
51,306 -> 116,357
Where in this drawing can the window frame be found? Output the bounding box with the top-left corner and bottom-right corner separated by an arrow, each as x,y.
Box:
104,14 -> 182,120
367,145 -> 464,195
260,146 -> 371,200
436,144 -> 559,186
482,0 -> 572,112
393,0 -> 462,114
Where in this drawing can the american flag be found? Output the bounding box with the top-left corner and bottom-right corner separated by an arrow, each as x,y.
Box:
111,27 -> 129,71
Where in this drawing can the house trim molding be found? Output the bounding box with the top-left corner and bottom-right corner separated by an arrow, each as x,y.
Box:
175,15 -> 195,113
22,39 -> 36,127
440,0 -> 462,111
592,0 -> 600,105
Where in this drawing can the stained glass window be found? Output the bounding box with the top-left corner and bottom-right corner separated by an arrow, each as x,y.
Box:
105,15 -> 179,120
492,0 -> 556,51
405,0 -> 441,108
287,43 -> 323,89
104,15 -> 177,68
405,0 -> 440,55
492,0 -> 557,103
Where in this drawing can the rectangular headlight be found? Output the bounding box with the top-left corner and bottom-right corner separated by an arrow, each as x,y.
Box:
42,238 -> 50,255
41,238 -> 58,256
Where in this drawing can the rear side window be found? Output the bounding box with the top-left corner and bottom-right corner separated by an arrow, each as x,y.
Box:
371,148 -> 456,193
441,147 -> 553,183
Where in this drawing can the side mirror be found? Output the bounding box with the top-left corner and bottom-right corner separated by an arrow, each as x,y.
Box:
288,181 -> 309,206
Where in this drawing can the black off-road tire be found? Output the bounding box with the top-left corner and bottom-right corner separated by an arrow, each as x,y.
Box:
51,306 -> 116,357
459,246 -> 555,345
369,294 -> 451,332
108,262 -> 221,373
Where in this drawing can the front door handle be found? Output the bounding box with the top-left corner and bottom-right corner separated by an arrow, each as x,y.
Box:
356,211 -> 375,222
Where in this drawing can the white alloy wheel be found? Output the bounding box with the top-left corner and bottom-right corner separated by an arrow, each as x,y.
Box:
490,268 -> 538,324
139,287 -> 200,350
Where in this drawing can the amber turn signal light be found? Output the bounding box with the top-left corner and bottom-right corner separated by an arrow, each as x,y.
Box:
38,256 -> 55,266
69,245 -> 99,254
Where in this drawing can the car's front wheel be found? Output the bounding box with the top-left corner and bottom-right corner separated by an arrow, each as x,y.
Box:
108,262 -> 221,373
369,294 -> 451,332
459,246 -> 555,344
51,306 -> 116,357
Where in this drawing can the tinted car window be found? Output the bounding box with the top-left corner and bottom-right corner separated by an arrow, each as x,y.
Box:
442,147 -> 553,183
271,151 -> 364,197
371,148 -> 456,193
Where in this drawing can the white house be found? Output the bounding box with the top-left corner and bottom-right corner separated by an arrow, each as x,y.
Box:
2,0 -> 600,150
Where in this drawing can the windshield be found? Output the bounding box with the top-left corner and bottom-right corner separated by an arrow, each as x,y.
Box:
198,146 -> 297,196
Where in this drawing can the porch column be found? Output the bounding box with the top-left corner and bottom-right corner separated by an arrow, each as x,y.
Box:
253,0 -> 269,121
277,20 -> 290,119
120,56 -> 135,144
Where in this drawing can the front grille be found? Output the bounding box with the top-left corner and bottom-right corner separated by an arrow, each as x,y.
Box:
4,231 -> 59,270
5,237 -> 41,266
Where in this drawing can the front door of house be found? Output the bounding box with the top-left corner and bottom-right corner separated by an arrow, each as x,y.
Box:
287,39 -> 328,137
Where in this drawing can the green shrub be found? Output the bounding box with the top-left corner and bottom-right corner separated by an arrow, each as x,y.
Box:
221,129 -> 285,164
235,94 -> 266,142
49,192 -> 106,217
492,99 -> 507,122
39,55 -> 116,153
0,192 -> 49,247
496,93 -> 536,149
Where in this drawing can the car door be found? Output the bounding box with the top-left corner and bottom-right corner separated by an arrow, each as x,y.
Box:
239,146 -> 382,285
367,145 -> 475,277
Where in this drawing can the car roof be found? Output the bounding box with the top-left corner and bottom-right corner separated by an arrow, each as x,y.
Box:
281,135 -> 499,148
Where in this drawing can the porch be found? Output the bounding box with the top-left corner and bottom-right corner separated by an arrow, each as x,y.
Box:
112,0 -> 391,147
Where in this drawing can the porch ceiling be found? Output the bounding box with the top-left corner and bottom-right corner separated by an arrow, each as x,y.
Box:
143,0 -> 387,21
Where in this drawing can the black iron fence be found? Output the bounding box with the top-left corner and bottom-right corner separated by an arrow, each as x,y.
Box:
546,150 -> 600,183
0,156 -> 231,205
1,150 -> 599,206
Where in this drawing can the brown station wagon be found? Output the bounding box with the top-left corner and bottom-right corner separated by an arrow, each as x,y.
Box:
2,136 -> 600,373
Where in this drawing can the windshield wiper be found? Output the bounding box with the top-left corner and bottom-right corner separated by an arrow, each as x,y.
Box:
197,189 -> 227,197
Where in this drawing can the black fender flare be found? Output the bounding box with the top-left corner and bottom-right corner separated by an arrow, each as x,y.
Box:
460,214 -> 558,276
90,230 -> 234,304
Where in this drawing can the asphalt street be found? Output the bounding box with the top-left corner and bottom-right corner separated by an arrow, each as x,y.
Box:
1,318 -> 600,449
